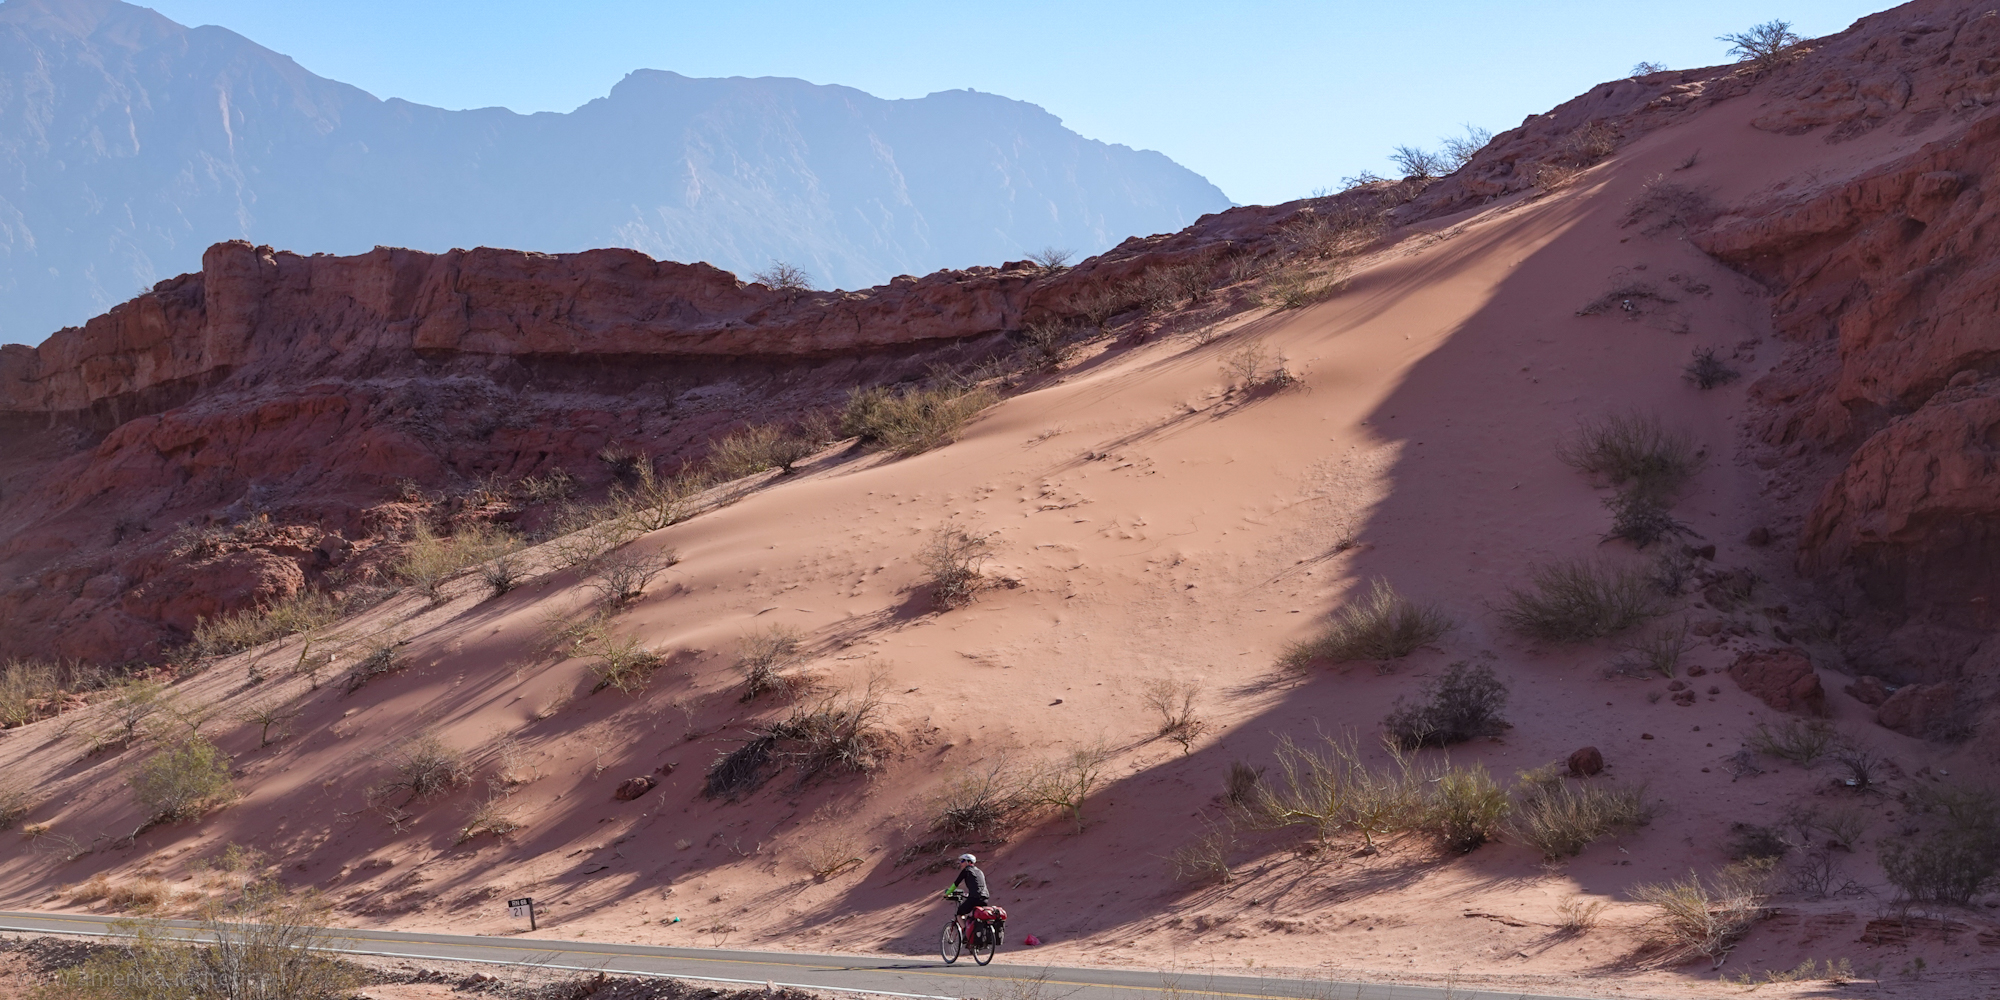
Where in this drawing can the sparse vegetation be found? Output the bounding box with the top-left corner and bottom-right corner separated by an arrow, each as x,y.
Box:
1225,760 -> 1263,808
1025,743 -> 1116,833
1602,488 -> 1694,549
1623,175 -> 1714,234
710,422 -> 822,478
1027,247 -> 1074,269
841,383 -> 999,456
1720,20 -> 1804,71
1384,661 -> 1509,749
1685,346 -> 1740,389
47,885 -> 361,1000
1,658 -> 101,729
919,522 -> 995,610
239,699 -> 300,747
705,679 -> 888,798
1020,321 -> 1081,368
1249,732 -> 1465,852
1220,341 -> 1299,387
1558,896 -> 1607,933
800,834 -> 865,880
341,636 -> 404,693
1749,718 -> 1839,766
130,734 -> 237,828
0,782 -> 32,829
930,763 -> 1023,844
589,546 -> 677,603
1283,579 -> 1451,668
1430,763 -> 1510,852
1509,766 -> 1652,860
752,261 -> 815,298
1390,145 -> 1448,180
1167,821 -> 1237,884
1832,744 -> 1884,792
1143,677 -> 1206,753
588,634 -> 662,694
1882,787 -> 2000,904
736,624 -> 806,701
1615,621 -> 1689,677
479,554 -> 525,597
1558,412 -> 1703,498
1500,558 -> 1663,643
458,795 -> 523,843
608,462 -> 712,534
1266,265 -> 1348,309
184,589 -> 350,662
1632,860 -> 1774,965
394,520 -> 519,602
1440,124 -> 1494,170
370,732 -> 471,806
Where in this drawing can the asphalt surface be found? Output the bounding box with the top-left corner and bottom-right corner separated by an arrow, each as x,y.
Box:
0,910 -> 1604,1000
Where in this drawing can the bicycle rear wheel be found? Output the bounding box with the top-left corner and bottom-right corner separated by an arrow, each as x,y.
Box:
939,920 -> 963,964
972,923 -> 998,966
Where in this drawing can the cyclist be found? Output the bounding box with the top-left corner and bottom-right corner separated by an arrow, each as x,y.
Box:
947,853 -> 989,923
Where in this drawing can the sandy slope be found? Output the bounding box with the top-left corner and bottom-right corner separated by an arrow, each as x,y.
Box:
4,68 -> 1996,998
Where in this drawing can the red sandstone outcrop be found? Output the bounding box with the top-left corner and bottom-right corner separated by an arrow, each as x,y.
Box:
1729,648 -> 1828,716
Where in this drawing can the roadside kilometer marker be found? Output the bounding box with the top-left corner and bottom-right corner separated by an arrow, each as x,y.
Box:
508,897 -> 537,931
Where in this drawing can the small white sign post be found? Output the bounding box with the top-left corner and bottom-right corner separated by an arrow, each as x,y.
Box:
508,896 -> 536,931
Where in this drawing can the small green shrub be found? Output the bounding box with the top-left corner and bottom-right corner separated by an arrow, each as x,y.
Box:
589,635 -> 661,694
1631,861 -> 1773,963
186,589 -> 349,661
1881,830 -> 2000,905
394,521 -> 519,601
1720,20 -> 1804,70
1509,769 -> 1651,859
1430,764 -> 1510,852
1748,718 -> 1839,766
131,735 -> 237,826
1283,580 -> 1451,667
1500,559 -> 1663,643
370,732 -> 470,806
710,423 -> 820,478
841,384 -> 999,456
1384,661 -> 1509,748
1557,412 -> 1703,498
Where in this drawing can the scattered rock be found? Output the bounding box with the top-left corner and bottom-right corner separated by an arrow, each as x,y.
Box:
1745,526 -> 1772,547
1687,664 -> 1708,677
1666,680 -> 1688,692
1728,647 -> 1827,716
613,776 -> 658,801
1845,675 -> 1892,707
1567,746 -> 1604,776
1876,682 -> 1961,739
1673,690 -> 1697,706
1948,369 -> 1980,387
1691,621 -> 1723,637
1640,733 -> 1655,740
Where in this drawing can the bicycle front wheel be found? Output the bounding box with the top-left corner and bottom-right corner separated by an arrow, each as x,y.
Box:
972,923 -> 998,966
940,920 -> 963,964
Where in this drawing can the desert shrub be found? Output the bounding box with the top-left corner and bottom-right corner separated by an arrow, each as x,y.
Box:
752,261 -> 814,298
1831,744 -> 1884,792
394,521 -> 519,601
131,734 -> 237,826
1440,124 -> 1494,170
458,795 -> 523,844
1225,760 -> 1263,807
1384,661 -> 1509,749
1430,763 -> 1510,852
480,554 -> 525,597
589,547 -> 677,603
1501,559 -> 1663,643
104,679 -> 167,746
1632,861 -> 1774,965
370,733 -> 470,806
1025,744 -> 1116,833
1558,412 -> 1703,498
1881,829 -> 2000,905
1390,145 -> 1448,180
341,636 -> 404,693
0,782 -> 32,829
1027,246 -> 1073,269
1748,718 -> 1838,766
0,658 -> 58,728
1219,341 -> 1299,389
49,886 -> 360,1000
513,467 -> 577,504
589,635 -> 662,694
841,383 -> 998,456
1685,346 -> 1740,389
1728,823 -> 1790,861
931,763 -> 1024,843
1143,678 -> 1205,752
238,700 -> 300,747
1283,580 -> 1451,668
1020,321 -> 1080,368
1509,770 -> 1651,860
1648,547 -> 1699,595
920,522 -> 995,610
1720,20 -> 1804,70
1602,489 -> 1694,549
1250,732 -> 1432,850
1624,176 -> 1715,234
1614,621 -> 1689,677
1553,122 -> 1620,167
608,463 -> 712,534
707,681 -> 887,797
800,834 -> 864,880
1266,265 -> 1347,309
710,423 -> 820,478
1167,821 -> 1237,884
736,625 -> 806,701
1558,896 -> 1607,933
185,588 -> 348,661
104,878 -> 172,913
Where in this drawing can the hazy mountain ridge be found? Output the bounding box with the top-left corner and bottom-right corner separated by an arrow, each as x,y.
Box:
0,0 -> 1230,343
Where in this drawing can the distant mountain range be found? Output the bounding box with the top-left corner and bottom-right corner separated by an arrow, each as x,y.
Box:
0,0 -> 1231,344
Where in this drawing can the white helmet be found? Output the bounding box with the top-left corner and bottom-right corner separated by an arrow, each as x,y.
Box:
958,853 -> 977,864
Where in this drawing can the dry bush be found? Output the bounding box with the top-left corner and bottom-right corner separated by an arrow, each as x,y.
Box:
1623,175 -> 1715,234
1283,579 -> 1451,668
799,834 -> 864,880
341,635 -> 404,693
1553,122 -> 1620,167
1390,145 -> 1448,180
1527,161 -> 1582,192
1143,678 -> 1206,753
1225,760 -> 1263,808
930,762 -> 1024,844
1249,732 -> 1439,851
1685,346 -> 1740,389
1614,621 -> 1689,678
1557,896 -> 1607,933
1027,246 -> 1073,269
1509,768 -> 1651,860
0,783 -> 33,829
1430,763 -> 1510,852
1440,124 -> 1494,170
1632,860 -> 1774,965
1025,743 -> 1116,833
1266,265 -> 1347,309
479,554 -> 525,597
1501,559 -> 1663,643
370,732 -> 471,807
1219,340 -> 1299,388
1020,321 -> 1081,368
710,423 -> 820,478
238,699 -> 301,747
705,679 -> 888,798
589,546 -> 677,603
1720,19 -> 1804,70
753,260 -> 814,297
104,877 -> 172,914
394,521 -> 519,602
1881,788 -> 2000,904
185,588 -> 349,661
608,463 -> 712,534
458,795 -> 523,844
100,678 -> 167,748
0,658 -> 98,729
1602,489 -> 1694,549
1558,412 -> 1703,498
130,735 -> 238,827
1748,718 -> 1839,766
1831,744 -> 1883,792
49,885 -> 361,1000
597,445 -> 646,483
841,384 -> 999,456
1167,821 -> 1236,884
921,522 -> 996,610
736,624 -> 806,701
513,467 -> 577,504
588,635 -> 662,694
1384,661 -> 1510,749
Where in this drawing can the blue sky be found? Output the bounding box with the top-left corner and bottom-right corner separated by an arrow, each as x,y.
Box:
146,1 -> 1894,206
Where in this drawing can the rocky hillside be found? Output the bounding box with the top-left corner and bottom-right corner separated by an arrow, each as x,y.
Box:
0,0 -> 1229,343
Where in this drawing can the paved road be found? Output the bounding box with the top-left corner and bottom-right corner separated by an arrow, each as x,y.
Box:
0,910 -> 1599,1000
